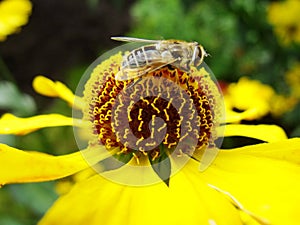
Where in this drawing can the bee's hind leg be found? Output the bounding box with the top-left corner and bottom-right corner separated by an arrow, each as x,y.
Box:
126,77 -> 143,89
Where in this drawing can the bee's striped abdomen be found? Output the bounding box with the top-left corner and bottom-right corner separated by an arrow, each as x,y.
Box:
123,45 -> 161,69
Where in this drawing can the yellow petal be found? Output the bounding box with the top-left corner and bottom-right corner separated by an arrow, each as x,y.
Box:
198,138 -> 300,225
225,107 -> 267,123
0,0 -> 32,41
0,143 -> 89,185
32,76 -> 84,109
224,77 -> 275,122
224,108 -> 246,123
55,167 -> 97,195
221,124 -> 288,142
39,163 -> 243,225
222,76 -> 294,122
0,113 -> 77,135
226,77 -> 274,110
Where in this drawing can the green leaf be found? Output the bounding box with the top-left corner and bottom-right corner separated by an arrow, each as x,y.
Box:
0,81 -> 36,116
100,152 -> 133,172
9,182 -> 57,215
149,145 -> 171,186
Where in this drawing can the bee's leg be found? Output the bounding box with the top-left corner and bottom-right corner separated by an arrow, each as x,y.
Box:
185,71 -> 194,93
186,78 -> 192,92
127,77 -> 143,89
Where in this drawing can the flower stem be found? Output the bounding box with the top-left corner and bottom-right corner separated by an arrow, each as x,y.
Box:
0,55 -> 16,83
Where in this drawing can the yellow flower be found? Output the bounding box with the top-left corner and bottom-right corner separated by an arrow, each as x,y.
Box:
267,0 -> 300,45
0,0 -> 32,41
0,51 -> 299,225
224,77 -> 295,122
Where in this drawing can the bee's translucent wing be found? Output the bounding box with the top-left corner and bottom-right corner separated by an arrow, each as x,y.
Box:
115,70 -> 129,81
115,67 -> 153,81
111,37 -> 160,44
115,58 -> 179,81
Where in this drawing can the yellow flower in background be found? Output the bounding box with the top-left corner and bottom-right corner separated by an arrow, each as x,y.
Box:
285,62 -> 300,100
0,0 -> 32,41
267,0 -> 300,45
0,52 -> 299,225
224,77 -> 295,122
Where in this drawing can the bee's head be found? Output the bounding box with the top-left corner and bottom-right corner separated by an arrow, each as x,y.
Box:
193,45 -> 209,67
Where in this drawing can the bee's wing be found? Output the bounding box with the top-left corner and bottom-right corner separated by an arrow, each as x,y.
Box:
115,58 -> 179,81
115,67 -> 153,81
114,70 -> 128,81
111,36 -> 160,44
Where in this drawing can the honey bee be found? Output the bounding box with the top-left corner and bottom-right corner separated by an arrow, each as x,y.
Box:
111,37 -> 209,81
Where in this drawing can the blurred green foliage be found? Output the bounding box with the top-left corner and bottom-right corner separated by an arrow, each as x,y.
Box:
0,183 -> 57,225
129,0 -> 299,88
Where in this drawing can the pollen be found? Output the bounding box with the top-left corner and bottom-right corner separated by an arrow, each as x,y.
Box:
83,52 -> 222,165
151,151 -> 160,161
163,109 -> 170,121
151,103 -> 161,113
138,121 -> 144,131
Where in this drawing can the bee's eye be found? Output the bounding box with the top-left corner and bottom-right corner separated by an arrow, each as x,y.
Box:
197,46 -> 203,59
193,46 -> 208,67
193,46 -> 202,67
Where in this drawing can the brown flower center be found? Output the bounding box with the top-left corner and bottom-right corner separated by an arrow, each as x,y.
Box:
83,53 -> 222,165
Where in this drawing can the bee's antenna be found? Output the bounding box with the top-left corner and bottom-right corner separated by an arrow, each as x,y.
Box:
204,49 -> 210,58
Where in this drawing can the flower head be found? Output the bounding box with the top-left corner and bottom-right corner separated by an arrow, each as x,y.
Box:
224,77 -> 295,121
78,51 -> 224,185
267,0 -> 300,45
